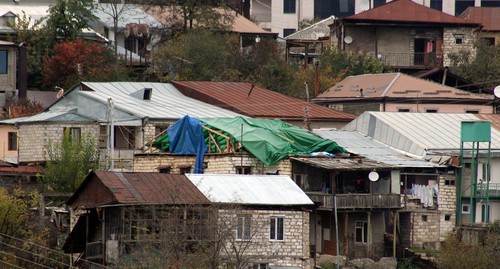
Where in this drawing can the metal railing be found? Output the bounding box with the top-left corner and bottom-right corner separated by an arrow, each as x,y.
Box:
477,182 -> 500,198
377,52 -> 443,68
306,192 -> 401,209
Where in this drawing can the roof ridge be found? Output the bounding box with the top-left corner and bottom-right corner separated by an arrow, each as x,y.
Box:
381,73 -> 400,97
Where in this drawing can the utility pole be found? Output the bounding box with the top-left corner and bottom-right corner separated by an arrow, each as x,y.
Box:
107,97 -> 115,171
314,59 -> 320,97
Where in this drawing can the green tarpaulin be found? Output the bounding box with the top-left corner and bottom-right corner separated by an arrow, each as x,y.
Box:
152,116 -> 347,165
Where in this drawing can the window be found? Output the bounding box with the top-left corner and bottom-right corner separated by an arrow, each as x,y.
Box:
7,132 -> 17,151
430,0 -> 443,11
426,109 -> 438,113
237,215 -> 251,240
294,174 -> 303,188
462,204 -> 470,214
445,214 -> 451,221
482,37 -> 495,46
444,179 -> 455,186
155,124 -> 169,137
158,166 -> 171,173
253,264 -> 269,269
236,166 -> 252,174
422,215 -> 428,222
179,166 -> 191,174
373,0 -> 386,8
283,28 -> 296,37
283,0 -> 296,13
455,0 -> 474,16
398,108 -> 411,112
314,0 -> 355,19
64,127 -> 81,144
455,38 -> 463,44
481,0 -> 500,7
270,217 -> 284,241
0,50 -> 7,74
355,221 -> 368,243
465,109 -> 479,114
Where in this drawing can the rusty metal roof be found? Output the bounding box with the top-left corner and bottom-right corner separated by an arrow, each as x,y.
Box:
172,81 -> 356,121
290,156 -> 398,171
343,0 -> 479,25
314,73 -> 493,101
67,171 -> 210,208
460,7 -> 500,31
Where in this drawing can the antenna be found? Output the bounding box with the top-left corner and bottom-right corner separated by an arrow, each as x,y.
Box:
344,35 -> 353,44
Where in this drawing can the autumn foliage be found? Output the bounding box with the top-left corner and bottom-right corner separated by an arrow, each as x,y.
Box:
42,39 -> 128,89
8,99 -> 44,119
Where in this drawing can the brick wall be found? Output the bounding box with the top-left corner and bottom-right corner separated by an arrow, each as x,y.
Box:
18,123 -> 100,163
133,154 -> 293,176
218,208 -> 313,268
438,175 -> 457,241
410,211 -> 440,249
443,27 -> 477,66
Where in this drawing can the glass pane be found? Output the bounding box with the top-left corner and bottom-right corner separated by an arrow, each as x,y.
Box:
0,50 -> 7,74
277,218 -> 284,240
270,218 -> 276,239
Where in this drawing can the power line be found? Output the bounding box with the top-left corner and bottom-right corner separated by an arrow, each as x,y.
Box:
0,250 -> 53,269
0,240 -> 68,268
0,258 -> 24,269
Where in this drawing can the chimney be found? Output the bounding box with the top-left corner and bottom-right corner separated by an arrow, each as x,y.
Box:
18,45 -> 27,100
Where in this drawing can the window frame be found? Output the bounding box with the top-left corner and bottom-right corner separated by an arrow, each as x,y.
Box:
269,216 -> 285,241
0,50 -> 7,74
236,215 -> 252,241
283,0 -> 296,14
7,132 -> 17,151
355,221 -> 368,244
64,127 -> 82,144
236,166 -> 252,175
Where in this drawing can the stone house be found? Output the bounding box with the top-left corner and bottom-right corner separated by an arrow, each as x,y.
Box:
63,171 -> 314,269
330,0 -> 481,71
0,40 -> 17,111
460,7 -> 500,46
312,72 -> 495,115
0,82 -> 241,168
342,112 -> 500,227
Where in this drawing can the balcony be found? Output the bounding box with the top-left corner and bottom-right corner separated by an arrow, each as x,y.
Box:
477,183 -> 500,198
306,192 -> 401,209
378,52 -> 443,68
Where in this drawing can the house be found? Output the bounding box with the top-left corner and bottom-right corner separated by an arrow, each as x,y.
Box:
0,82 -> 242,167
313,128 -> 457,252
0,40 -> 17,111
171,81 -> 356,129
145,6 -> 277,49
460,7 -> 500,46
312,72 -> 494,115
244,0 -> 494,38
342,111 -> 500,224
63,171 -> 315,268
330,0 -> 481,70
412,67 -> 483,94
284,16 -> 335,67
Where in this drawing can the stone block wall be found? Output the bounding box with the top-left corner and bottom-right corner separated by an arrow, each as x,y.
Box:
438,175 -> 457,241
218,208 -> 313,269
133,154 -> 293,176
410,211 -> 440,249
18,123 -> 100,163
443,27 -> 477,66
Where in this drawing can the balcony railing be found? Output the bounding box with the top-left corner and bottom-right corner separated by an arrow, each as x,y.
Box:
306,192 -> 401,209
378,52 -> 443,68
477,183 -> 500,198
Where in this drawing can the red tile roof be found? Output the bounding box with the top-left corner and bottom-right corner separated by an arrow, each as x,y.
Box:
67,171 -> 210,208
315,73 -> 493,101
343,0 -> 479,25
460,7 -> 500,31
172,81 -> 356,121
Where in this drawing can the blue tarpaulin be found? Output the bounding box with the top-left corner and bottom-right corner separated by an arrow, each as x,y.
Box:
167,115 -> 207,173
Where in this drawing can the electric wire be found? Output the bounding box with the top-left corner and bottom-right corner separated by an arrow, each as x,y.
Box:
0,240 -> 68,267
0,250 -> 52,269
0,258 -> 24,269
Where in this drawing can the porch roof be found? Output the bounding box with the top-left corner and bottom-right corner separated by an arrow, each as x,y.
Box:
290,156 -> 398,171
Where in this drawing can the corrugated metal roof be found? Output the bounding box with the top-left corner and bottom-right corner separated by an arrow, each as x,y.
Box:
0,110 -> 95,125
290,157 -> 397,170
313,129 -> 442,167
460,7 -> 500,31
186,174 -> 314,206
172,81 -> 356,121
315,73 -> 493,101
76,82 -> 242,120
343,0 -> 479,25
93,4 -> 165,29
68,171 -> 210,208
342,112 -> 500,157
285,16 -> 335,40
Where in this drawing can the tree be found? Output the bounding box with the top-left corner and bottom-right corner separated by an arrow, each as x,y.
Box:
42,38 -> 129,89
437,228 -> 499,269
96,0 -> 136,55
7,99 -> 44,119
448,41 -> 500,90
40,129 -> 100,193
45,0 -> 96,44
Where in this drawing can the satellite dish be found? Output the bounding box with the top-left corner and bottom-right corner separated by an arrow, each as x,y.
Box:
146,44 -> 153,51
255,36 -> 261,43
368,171 -> 379,182
494,85 -> 500,98
344,35 -> 353,44
56,87 -> 64,99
